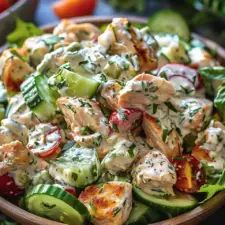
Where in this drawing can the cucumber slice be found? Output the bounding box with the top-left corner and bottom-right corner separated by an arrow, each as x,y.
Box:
148,9 -> 190,41
49,147 -> 101,188
126,201 -> 163,225
50,67 -> 100,98
25,184 -> 90,225
21,74 -> 58,121
133,187 -> 197,216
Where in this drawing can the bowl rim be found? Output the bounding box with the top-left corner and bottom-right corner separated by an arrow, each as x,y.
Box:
1,15 -> 225,225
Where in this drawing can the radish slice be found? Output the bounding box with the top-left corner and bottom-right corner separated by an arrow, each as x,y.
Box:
158,64 -> 200,88
169,75 -> 195,95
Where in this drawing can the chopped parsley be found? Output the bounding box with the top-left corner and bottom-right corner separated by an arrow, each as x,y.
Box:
128,144 -> 136,157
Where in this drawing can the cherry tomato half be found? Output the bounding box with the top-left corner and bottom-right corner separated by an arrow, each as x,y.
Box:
27,124 -> 62,159
173,155 -> 206,193
0,174 -> 24,197
53,0 -> 97,19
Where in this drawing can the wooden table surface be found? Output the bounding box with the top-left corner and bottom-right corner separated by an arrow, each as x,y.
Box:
34,1 -> 224,225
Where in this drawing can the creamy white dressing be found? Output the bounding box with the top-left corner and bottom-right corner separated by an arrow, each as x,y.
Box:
200,126 -> 225,170
132,150 -> 176,196
27,123 -> 61,154
102,137 -> 138,174
188,47 -> 217,68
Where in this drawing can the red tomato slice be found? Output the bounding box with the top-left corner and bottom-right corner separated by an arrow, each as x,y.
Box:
53,0 -> 97,19
173,155 -> 206,193
28,124 -> 62,159
65,187 -> 77,197
0,174 -> 24,197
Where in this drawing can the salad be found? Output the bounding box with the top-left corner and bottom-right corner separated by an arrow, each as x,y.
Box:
1,14 -> 225,225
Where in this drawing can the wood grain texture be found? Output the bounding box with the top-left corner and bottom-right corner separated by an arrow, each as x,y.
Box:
1,16 -> 225,225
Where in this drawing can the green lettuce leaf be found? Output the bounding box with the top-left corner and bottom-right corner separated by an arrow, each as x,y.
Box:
199,168 -> 225,203
214,83 -> 225,111
7,18 -> 43,47
199,66 -> 225,80
198,66 -> 225,97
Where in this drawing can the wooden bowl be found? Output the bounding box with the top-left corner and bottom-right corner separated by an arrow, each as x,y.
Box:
0,0 -> 39,45
1,16 -> 225,225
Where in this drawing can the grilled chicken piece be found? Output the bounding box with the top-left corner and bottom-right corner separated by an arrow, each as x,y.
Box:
98,18 -> 158,71
188,47 -> 218,68
0,141 -> 32,176
0,49 -> 33,91
99,81 -> 122,110
101,137 -> 139,174
143,113 -> 182,160
194,121 -> 225,170
23,34 -> 57,66
118,73 -> 176,110
57,97 -> 110,147
129,26 -> 158,71
132,150 -> 176,196
1,119 -> 28,145
53,20 -> 101,44
179,97 -> 213,133
79,181 -> 132,225
0,126 -> 15,145
7,94 -> 39,128
98,18 -> 136,54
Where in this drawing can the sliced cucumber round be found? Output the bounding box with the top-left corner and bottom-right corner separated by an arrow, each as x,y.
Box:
126,201 -> 163,225
25,184 -> 90,225
148,9 -> 190,41
133,187 -> 197,216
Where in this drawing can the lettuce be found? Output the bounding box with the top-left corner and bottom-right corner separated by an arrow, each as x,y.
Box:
214,83 -> 225,110
199,66 -> 225,81
198,66 -> 225,97
199,168 -> 225,203
7,18 -> 43,47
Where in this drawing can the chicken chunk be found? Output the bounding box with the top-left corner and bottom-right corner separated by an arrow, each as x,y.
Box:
99,81 -> 122,110
98,18 -> 158,71
79,181 -> 132,225
195,121 -> 225,170
0,141 -> 32,176
0,126 -> 15,145
0,49 -> 33,91
118,73 -> 176,110
57,97 -> 110,146
132,150 -> 176,196
53,20 -> 101,44
179,97 -> 213,133
188,47 -> 218,68
98,18 -> 136,54
101,137 -> 139,174
143,113 -> 182,160
1,119 -> 28,145
23,34 -> 58,66
7,94 -> 39,128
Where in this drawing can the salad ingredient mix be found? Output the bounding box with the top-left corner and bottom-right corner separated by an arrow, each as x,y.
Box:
1,15 -> 225,225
